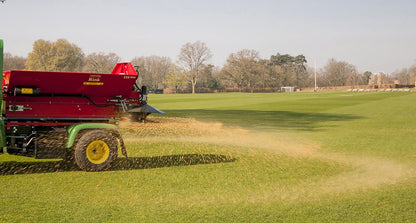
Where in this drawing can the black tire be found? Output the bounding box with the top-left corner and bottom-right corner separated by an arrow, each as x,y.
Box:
74,130 -> 118,171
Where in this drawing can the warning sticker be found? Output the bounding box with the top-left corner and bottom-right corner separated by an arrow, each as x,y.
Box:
83,82 -> 104,86
21,88 -> 34,94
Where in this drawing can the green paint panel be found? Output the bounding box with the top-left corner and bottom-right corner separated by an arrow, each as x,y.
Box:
66,123 -> 119,148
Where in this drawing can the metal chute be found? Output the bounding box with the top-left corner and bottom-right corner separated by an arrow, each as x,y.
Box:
128,104 -> 164,114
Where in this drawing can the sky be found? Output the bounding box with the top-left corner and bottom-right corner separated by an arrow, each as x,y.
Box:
0,0 -> 415,74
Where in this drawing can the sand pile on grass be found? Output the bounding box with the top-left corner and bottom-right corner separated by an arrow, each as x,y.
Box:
120,116 -> 415,196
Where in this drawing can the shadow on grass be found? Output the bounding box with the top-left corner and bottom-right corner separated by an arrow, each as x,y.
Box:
0,154 -> 235,175
164,109 -> 362,131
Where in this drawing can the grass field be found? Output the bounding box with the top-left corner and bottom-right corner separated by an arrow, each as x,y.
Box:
1,92 -> 416,222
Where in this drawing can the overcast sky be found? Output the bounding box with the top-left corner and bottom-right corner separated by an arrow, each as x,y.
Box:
1,0 -> 415,74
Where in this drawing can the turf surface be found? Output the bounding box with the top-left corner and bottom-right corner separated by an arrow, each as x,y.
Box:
1,91 -> 415,222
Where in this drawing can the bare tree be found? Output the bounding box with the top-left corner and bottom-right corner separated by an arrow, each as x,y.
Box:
266,62 -> 284,88
346,72 -> 364,87
393,68 -> 412,85
221,49 -> 260,90
25,39 -> 84,72
3,52 -> 26,70
163,64 -> 187,92
410,65 -> 416,85
177,41 -> 212,94
392,63 -> 416,85
82,52 -> 120,73
320,58 -> 357,87
131,56 -> 172,91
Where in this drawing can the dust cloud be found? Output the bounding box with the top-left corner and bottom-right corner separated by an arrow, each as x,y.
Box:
120,117 -> 415,198
120,117 -> 317,156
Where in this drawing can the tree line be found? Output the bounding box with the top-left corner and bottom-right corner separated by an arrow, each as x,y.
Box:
4,39 -> 416,93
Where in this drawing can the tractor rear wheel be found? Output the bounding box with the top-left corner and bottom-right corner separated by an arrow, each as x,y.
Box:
74,130 -> 118,171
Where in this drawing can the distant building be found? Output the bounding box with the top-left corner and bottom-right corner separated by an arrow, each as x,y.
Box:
368,72 -> 393,85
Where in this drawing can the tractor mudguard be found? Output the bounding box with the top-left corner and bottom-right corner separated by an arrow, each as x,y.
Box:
66,123 -> 127,157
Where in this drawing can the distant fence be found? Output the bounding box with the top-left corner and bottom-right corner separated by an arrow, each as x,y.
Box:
302,84 -> 415,92
161,84 -> 415,94
165,87 -> 281,94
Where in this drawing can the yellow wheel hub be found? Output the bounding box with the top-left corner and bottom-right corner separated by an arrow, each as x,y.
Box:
86,140 -> 110,164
